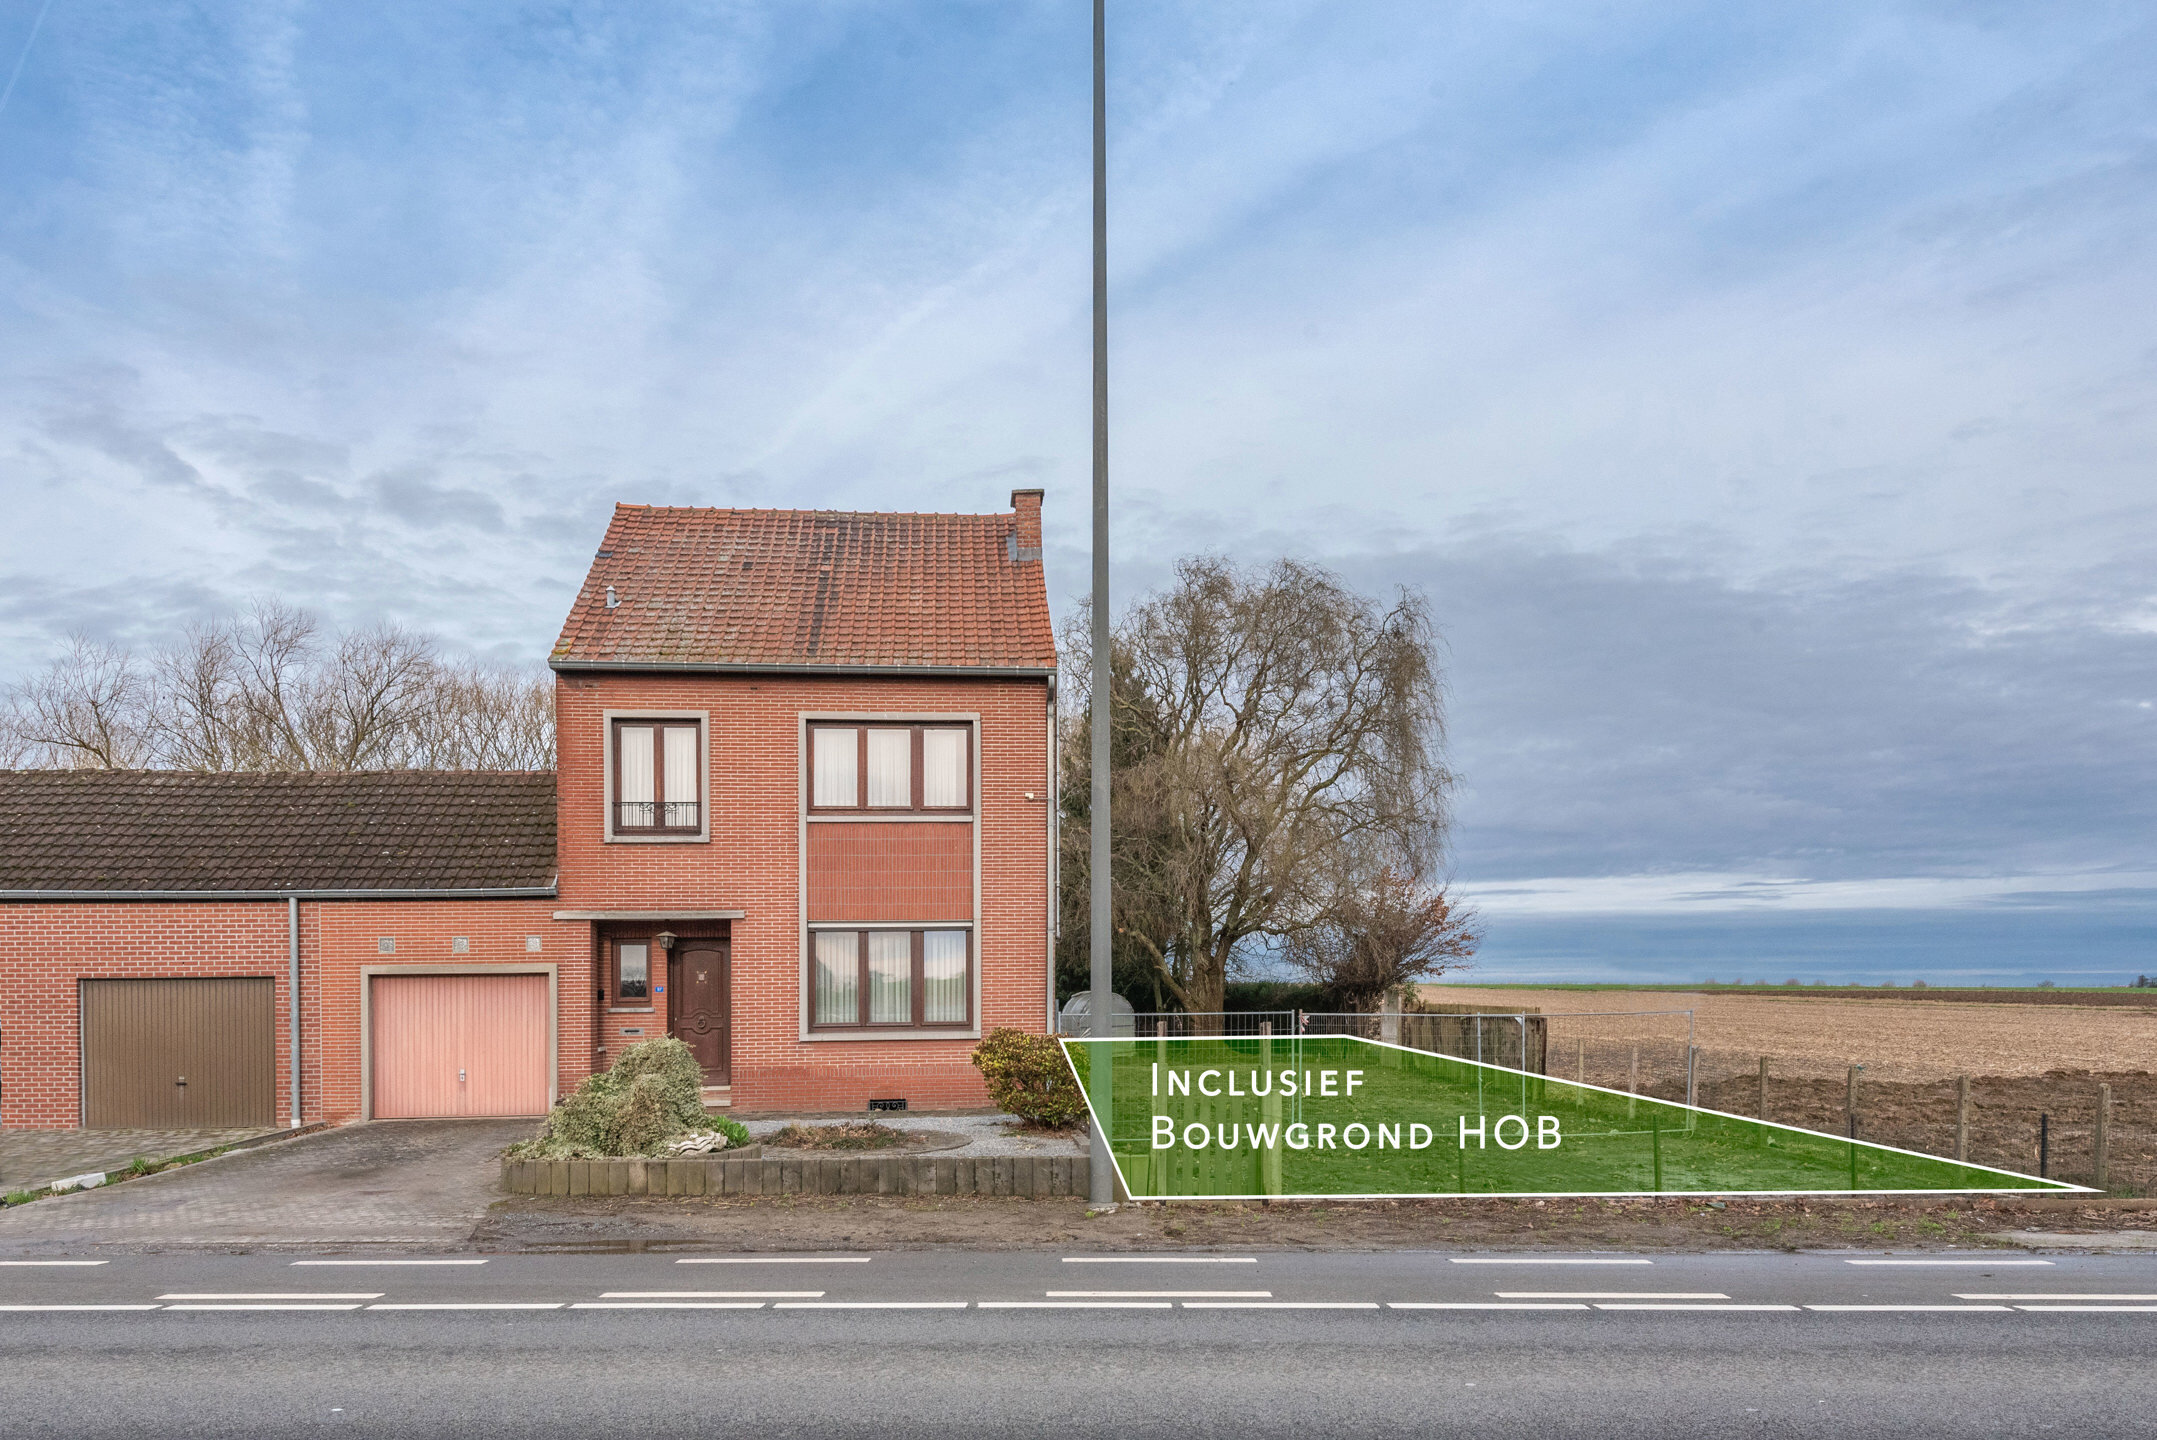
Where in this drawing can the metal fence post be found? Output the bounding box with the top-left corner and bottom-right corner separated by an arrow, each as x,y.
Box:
1845,1065 -> 1863,1132
1685,1044 -> 1697,1112
1757,1056 -> 1769,1122
2095,1084 -> 2110,1191
1954,1075 -> 1970,1163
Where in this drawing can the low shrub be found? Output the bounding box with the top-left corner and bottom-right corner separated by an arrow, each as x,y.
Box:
507,1038 -> 750,1159
972,1027 -> 1088,1129
765,1122 -> 907,1151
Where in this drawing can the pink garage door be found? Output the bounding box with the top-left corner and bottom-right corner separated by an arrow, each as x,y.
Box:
371,974 -> 551,1119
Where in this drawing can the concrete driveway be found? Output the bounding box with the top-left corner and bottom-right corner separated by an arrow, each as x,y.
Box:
0,1119 -> 531,1254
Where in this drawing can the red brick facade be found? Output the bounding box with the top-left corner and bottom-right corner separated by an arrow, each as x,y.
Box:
0,494 -> 1055,1128
0,899 -> 586,1128
555,671 -> 1052,1112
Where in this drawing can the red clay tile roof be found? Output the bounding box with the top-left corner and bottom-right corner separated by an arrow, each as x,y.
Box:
0,771 -> 557,894
550,505 -> 1057,671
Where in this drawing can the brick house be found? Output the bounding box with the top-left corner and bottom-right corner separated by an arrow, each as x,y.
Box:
0,491 -> 1056,1129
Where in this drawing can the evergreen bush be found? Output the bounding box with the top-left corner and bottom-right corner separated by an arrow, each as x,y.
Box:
972,1027 -> 1088,1128
507,1037 -> 750,1159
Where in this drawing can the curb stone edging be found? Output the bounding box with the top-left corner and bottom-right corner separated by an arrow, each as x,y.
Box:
501,1153 -> 1090,1198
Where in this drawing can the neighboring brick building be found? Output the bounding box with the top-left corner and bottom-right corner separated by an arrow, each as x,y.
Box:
0,492 -> 1056,1128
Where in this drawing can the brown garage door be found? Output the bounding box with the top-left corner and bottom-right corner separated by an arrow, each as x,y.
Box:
371,974 -> 550,1119
81,978 -> 276,1129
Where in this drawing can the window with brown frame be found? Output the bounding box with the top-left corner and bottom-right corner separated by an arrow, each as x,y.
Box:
612,719 -> 702,834
613,937 -> 651,1004
809,928 -> 971,1029
807,723 -> 971,813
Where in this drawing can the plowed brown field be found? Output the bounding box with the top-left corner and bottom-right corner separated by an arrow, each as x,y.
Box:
1421,985 -> 2157,1191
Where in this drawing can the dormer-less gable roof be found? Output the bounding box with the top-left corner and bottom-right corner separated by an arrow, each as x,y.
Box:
0,770 -> 557,897
549,500 -> 1057,674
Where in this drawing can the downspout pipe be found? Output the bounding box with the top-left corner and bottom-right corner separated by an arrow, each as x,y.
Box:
288,895 -> 301,1126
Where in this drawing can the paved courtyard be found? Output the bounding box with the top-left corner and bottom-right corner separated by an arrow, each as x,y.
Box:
0,1119 -> 529,1254
0,1127 -> 279,1193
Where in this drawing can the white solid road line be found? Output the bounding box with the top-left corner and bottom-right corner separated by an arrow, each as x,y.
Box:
291,1259 -> 488,1267
1450,1258 -> 1651,1265
1805,1305 -> 2013,1312
1594,1303 -> 1799,1312
1958,1294 -> 2157,1301
157,1292 -> 382,1301
772,1301 -> 968,1309
0,1304 -> 159,1311
1046,1290 -> 1271,1298
367,1303 -> 565,1311
1181,1302 -> 1380,1310
1843,1259 -> 2052,1267
163,1304 -> 363,1312
571,1302 -> 766,1310
2014,1305 -> 2157,1313
0,1260 -> 107,1266
980,1302 -> 1174,1309
1062,1256 -> 1258,1264
678,1256 -> 871,1264
1390,1302 -> 1589,1311
600,1291 -> 824,1299
1496,1292 -> 1728,1300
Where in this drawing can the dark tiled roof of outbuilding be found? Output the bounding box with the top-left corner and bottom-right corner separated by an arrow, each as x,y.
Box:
0,770 -> 557,895
550,505 -> 1057,671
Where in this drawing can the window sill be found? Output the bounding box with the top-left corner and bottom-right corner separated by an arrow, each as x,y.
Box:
604,833 -> 710,844
804,813 -> 973,824
800,1028 -> 980,1042
608,1006 -> 655,1014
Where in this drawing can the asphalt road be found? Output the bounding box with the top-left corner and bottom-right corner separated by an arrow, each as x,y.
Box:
3,1249 -> 2152,1437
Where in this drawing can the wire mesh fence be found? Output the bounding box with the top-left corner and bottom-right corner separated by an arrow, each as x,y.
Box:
1056,1000 -> 2152,1192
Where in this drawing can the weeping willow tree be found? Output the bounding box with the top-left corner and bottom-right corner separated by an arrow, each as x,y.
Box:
1062,557 -> 1454,1029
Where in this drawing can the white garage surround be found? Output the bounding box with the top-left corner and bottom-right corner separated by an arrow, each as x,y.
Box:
360,965 -> 559,1122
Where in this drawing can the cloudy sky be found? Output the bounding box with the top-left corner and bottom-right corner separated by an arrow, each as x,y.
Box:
2,1 -> 2153,982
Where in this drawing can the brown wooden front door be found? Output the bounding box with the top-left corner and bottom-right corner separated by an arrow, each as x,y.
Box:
668,940 -> 730,1085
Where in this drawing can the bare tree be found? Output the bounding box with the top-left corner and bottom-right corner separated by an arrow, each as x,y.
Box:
1280,865 -> 1479,1012
1065,557 -> 1453,1025
3,601 -> 555,773
411,663 -> 556,770
2,637 -> 155,768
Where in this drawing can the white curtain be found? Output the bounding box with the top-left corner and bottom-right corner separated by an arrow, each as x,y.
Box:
813,728 -> 857,807
866,728 -> 911,807
923,930 -> 967,1023
662,725 -> 698,825
814,931 -> 859,1024
618,724 -> 654,826
617,942 -> 649,1000
868,931 -> 911,1023
922,729 -> 967,808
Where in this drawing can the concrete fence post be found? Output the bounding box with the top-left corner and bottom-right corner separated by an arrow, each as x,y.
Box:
2095,1083 -> 2111,1191
1757,1056 -> 1769,1121
1955,1075 -> 1970,1163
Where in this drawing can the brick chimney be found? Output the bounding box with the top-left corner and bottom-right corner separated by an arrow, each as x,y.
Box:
1009,488 -> 1043,562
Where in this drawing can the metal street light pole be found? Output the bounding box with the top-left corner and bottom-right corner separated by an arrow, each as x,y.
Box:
1087,0 -> 1115,1208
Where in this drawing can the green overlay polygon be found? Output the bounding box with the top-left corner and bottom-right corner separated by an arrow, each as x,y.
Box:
1061,1034 -> 2079,1199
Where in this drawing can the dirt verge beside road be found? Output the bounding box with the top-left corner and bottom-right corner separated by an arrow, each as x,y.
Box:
477,1191 -> 2157,1254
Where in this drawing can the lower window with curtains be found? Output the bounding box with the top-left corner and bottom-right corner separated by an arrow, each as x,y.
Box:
810,928 -> 972,1030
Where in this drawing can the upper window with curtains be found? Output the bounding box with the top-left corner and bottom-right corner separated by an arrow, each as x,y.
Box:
808,723 -> 972,814
611,718 -> 703,836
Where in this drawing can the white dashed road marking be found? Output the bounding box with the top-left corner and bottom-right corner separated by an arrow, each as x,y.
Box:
1061,1257 -> 1257,1264
773,1302 -> 967,1310
1390,1303 -> 1590,1311
291,1259 -> 487,1267
1450,1258 -> 1652,1265
1047,1290 -> 1271,1298
678,1257 -> 870,1265
1496,1292 -> 1728,1299
368,1303 -> 564,1311
571,1302 -> 766,1310
158,1293 -> 382,1301
1594,1303 -> 1799,1312
1805,1305 -> 2013,1312
0,1260 -> 107,1267
600,1291 -> 823,1299
1843,1259 -> 2052,1267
